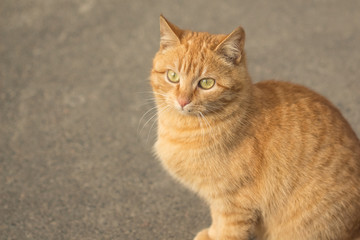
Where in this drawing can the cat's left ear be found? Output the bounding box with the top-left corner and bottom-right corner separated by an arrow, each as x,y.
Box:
159,15 -> 183,50
215,26 -> 245,65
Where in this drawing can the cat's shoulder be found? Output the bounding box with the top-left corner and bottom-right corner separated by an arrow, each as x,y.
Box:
254,80 -> 329,103
252,80 -> 340,116
255,80 -> 316,95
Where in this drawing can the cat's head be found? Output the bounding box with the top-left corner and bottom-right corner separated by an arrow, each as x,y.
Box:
150,16 -> 251,117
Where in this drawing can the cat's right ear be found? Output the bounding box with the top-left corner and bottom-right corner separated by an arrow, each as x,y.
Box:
159,15 -> 182,50
215,26 -> 245,65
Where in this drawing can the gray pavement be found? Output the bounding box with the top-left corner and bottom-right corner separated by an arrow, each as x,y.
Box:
1,0 -> 359,239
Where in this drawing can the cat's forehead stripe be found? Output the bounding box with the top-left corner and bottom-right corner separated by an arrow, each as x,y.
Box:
171,32 -> 219,79
177,43 -> 209,79
179,56 -> 203,79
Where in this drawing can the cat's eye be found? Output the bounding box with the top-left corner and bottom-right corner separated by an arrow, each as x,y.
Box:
198,78 -> 215,89
166,70 -> 180,83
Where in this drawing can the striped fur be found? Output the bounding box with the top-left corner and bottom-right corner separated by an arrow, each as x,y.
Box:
150,16 -> 360,240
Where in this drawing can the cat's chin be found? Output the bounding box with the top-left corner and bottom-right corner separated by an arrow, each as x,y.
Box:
177,109 -> 195,116
173,106 -> 198,116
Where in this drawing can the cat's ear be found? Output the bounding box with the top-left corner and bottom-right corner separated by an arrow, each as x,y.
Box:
159,15 -> 182,50
215,26 -> 245,64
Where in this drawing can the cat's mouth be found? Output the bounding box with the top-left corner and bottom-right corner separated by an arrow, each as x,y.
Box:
169,98 -> 208,116
176,105 -> 194,115
173,100 -> 212,117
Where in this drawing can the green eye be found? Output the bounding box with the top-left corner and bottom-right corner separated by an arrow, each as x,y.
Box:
198,78 -> 215,89
167,70 -> 180,83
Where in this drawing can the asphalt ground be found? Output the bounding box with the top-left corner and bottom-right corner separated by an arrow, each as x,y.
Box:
1,1 -> 359,239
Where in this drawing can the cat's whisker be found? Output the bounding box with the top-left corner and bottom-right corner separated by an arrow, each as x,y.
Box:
138,105 -> 159,134
137,90 -> 169,138
136,91 -> 168,101
135,90 -> 163,96
146,95 -> 167,102
144,96 -> 166,103
135,91 -> 157,100
142,98 -> 160,106
200,112 -> 213,132
199,111 -> 216,144
146,116 -> 158,144
204,111 -> 219,144
138,100 -> 156,108
204,106 -> 223,120
146,105 -> 171,144
152,91 -> 168,98
139,103 -> 168,136
134,91 -> 167,110
144,96 -> 158,101
142,93 -> 168,106
196,113 -> 206,144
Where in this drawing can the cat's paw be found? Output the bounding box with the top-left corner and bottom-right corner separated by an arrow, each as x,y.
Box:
194,228 -> 212,240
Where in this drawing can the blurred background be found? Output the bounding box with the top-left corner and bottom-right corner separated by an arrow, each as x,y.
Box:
1,0 -> 359,239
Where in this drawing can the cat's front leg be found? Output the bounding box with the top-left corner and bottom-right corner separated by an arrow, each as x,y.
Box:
194,228 -> 211,240
193,204 -> 219,240
194,207 -> 255,240
210,207 -> 255,240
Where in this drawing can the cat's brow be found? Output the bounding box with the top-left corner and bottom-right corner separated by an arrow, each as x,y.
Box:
152,69 -> 166,74
178,48 -> 208,79
216,82 -> 231,90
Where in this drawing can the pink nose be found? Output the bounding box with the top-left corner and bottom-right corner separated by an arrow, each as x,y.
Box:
177,97 -> 190,108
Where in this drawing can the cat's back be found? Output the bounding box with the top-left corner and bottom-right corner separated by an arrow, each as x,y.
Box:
254,80 -> 343,113
253,80 -> 359,145
252,80 -> 360,189
251,80 -> 360,185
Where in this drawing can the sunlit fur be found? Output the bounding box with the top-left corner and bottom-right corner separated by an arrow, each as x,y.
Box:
150,16 -> 360,240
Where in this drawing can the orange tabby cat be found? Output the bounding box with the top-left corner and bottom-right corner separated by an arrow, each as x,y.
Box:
150,15 -> 360,240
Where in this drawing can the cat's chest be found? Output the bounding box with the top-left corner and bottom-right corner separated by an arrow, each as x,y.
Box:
154,136 -> 229,194
154,136 -> 215,172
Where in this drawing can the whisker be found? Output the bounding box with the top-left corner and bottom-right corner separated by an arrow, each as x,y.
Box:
196,113 -> 205,144
138,105 -> 159,133
135,90 -> 168,99
147,116 -> 158,144
199,112 -> 210,129
140,98 -> 159,107
146,105 -> 171,144
199,111 -> 217,144
152,91 -> 168,98
204,106 -> 222,119
139,103 -> 168,136
135,90 -> 157,95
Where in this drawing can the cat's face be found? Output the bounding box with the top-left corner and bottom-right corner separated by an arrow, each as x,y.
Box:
150,16 -> 249,117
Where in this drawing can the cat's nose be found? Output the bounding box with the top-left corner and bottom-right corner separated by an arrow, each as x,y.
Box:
177,97 -> 191,108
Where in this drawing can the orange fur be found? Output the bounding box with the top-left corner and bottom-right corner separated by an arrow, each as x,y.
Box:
150,16 -> 360,240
